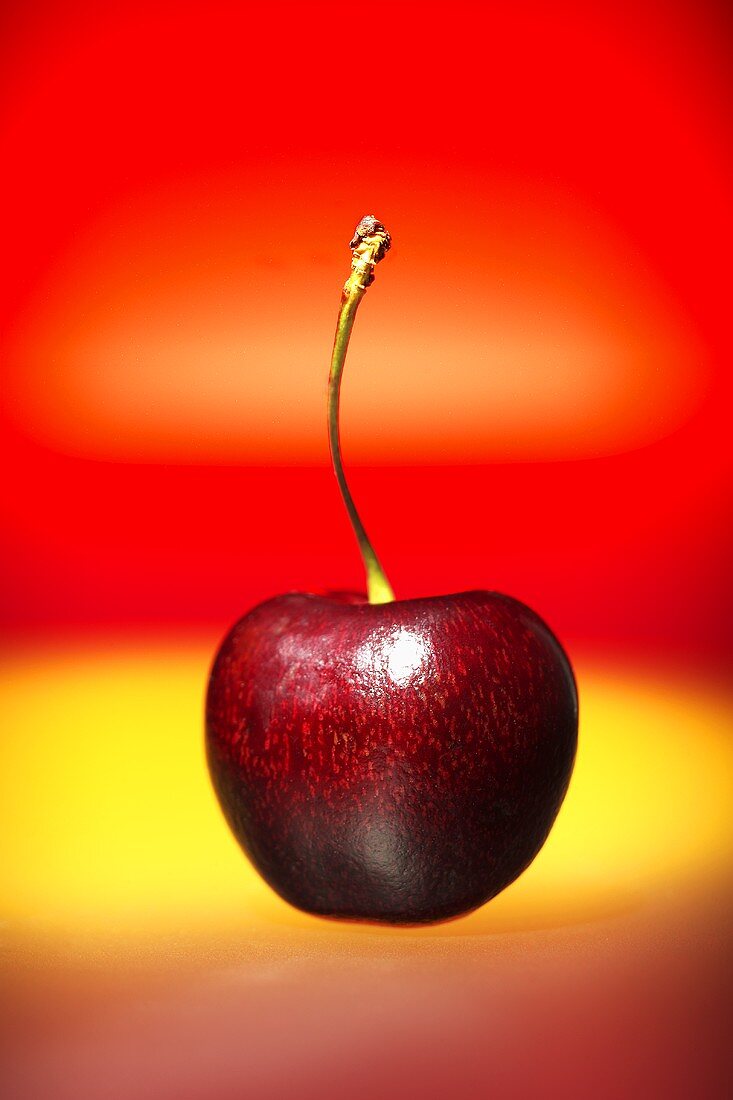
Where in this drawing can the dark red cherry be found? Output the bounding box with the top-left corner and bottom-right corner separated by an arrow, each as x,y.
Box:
206,589 -> 577,924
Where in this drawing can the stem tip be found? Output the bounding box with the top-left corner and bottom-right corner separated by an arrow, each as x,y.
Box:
349,215 -> 391,261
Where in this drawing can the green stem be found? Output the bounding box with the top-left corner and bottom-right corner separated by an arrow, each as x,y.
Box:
328,216 -> 395,604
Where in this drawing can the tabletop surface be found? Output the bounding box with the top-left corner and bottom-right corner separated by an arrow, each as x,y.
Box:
2,635 -> 731,1099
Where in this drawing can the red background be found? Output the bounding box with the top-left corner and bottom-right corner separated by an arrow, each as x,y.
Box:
2,0 -> 731,671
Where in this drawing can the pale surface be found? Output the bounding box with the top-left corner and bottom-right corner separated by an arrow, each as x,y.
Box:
2,637 -> 732,1098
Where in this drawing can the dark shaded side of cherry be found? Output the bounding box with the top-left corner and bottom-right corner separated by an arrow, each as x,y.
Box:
206,590 -> 578,925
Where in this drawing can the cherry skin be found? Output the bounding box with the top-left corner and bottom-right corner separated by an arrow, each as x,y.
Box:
206,589 -> 577,925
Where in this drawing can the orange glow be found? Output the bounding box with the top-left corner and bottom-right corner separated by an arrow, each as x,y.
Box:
4,174 -> 709,463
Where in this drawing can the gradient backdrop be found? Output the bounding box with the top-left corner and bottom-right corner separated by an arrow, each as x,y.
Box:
1,1 -> 732,1097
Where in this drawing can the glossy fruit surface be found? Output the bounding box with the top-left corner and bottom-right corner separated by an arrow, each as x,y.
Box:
206,589 -> 577,924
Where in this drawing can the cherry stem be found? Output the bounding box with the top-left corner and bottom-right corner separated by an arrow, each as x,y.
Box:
327,216 -> 395,604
